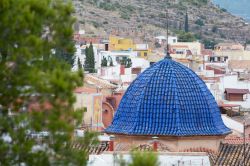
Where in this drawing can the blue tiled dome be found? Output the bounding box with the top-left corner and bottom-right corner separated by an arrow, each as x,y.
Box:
105,59 -> 231,136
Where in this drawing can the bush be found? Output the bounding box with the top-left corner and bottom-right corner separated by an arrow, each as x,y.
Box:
195,19 -> 204,26
128,151 -> 160,166
118,151 -> 160,166
221,8 -> 227,12
120,12 -> 130,20
212,26 -> 218,33
177,31 -> 196,42
99,2 -> 115,11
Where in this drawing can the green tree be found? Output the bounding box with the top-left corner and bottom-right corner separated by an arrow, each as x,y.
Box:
177,31 -> 196,42
0,0 -> 97,165
77,57 -> 82,70
84,43 -> 95,73
108,56 -> 113,66
109,58 -> 114,66
195,19 -> 204,26
101,56 -> 108,67
184,12 -> 189,32
202,39 -> 217,49
212,26 -> 218,33
128,151 -> 159,166
120,57 -> 132,68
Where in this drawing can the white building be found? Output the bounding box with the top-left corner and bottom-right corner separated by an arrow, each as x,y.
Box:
97,51 -> 150,84
88,153 -> 211,166
155,36 -> 178,45
206,74 -> 250,110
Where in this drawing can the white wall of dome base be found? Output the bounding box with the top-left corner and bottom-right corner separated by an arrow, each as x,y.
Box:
112,135 -> 226,153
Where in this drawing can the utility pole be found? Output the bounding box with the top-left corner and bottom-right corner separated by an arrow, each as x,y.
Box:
243,121 -> 246,166
166,9 -> 169,53
165,3 -> 171,59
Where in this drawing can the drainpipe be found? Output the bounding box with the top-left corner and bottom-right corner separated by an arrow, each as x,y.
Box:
109,135 -> 115,152
152,136 -> 159,152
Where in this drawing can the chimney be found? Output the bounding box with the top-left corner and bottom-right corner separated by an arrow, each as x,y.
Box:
152,136 -> 159,152
109,135 -> 115,152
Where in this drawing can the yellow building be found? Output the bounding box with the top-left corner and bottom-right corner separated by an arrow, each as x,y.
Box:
109,36 -> 151,58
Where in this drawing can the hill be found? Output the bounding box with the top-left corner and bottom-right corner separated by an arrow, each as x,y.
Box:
72,0 -> 250,47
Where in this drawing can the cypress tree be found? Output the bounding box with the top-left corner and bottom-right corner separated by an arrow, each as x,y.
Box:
84,46 -> 90,72
101,56 -> 108,67
184,12 -> 189,33
89,42 -> 95,73
84,43 -> 95,73
77,57 -> 82,70
109,58 -> 114,66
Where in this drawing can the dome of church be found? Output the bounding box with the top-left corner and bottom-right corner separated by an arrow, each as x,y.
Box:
105,58 -> 230,136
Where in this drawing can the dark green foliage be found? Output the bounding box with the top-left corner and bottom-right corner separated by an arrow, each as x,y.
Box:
84,43 -> 95,73
221,8 -> 227,12
77,57 -> 82,70
99,2 -> 116,11
184,12 -> 189,32
177,31 -> 196,42
110,59 -> 114,66
108,56 -> 114,66
195,19 -> 204,26
212,26 -> 218,33
181,0 -> 208,6
101,56 -> 108,67
120,12 -> 131,20
120,57 -> 132,68
91,21 -> 101,28
202,39 -> 217,49
0,0 -> 97,165
128,151 -> 160,166
117,151 -> 159,166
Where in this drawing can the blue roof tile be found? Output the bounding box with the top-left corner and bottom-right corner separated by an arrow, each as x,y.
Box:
105,59 -> 231,136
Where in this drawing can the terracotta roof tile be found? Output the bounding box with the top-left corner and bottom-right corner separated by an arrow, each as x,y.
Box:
74,87 -> 97,93
225,88 -> 249,94
215,143 -> 250,166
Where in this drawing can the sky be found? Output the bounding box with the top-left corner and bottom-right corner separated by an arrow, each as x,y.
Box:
213,0 -> 250,21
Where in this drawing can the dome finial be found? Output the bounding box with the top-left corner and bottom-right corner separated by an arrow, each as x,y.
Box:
164,46 -> 172,59
165,8 -> 172,60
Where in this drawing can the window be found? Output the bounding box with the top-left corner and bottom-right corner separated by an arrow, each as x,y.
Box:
210,57 -> 215,62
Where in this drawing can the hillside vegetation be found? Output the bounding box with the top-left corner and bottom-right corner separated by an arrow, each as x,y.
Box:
73,0 -> 250,46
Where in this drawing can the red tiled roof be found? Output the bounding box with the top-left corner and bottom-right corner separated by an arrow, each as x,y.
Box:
218,103 -> 241,107
224,138 -> 250,144
225,88 -> 250,94
215,143 -> 250,166
74,87 -> 97,94
72,141 -> 109,154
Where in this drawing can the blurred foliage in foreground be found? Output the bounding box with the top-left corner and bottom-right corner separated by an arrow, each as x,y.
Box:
0,0 -> 98,165
118,151 -> 160,166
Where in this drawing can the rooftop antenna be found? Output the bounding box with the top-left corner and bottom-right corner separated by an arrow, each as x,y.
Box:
165,4 -> 172,59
